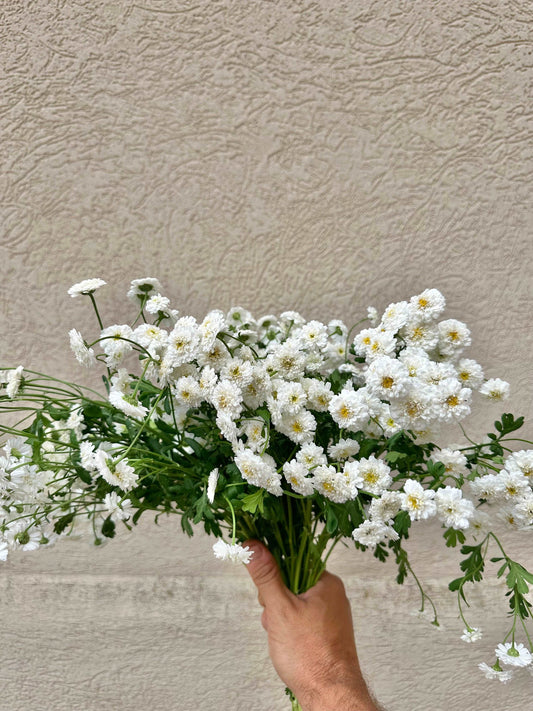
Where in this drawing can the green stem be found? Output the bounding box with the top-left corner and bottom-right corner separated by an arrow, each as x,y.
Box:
88,293 -> 104,331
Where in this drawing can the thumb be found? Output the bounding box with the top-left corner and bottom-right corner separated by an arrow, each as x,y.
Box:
244,540 -> 292,608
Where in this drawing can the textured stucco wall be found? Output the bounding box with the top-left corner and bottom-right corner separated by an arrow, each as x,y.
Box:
1,1 -> 533,709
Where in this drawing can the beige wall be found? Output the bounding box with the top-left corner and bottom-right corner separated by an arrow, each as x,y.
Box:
1,2 -> 533,709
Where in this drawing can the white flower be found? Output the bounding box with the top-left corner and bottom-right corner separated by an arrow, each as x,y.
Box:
127,277 -> 162,301
469,474 -> 503,502
94,450 -> 138,491
305,379 -> 333,411
145,293 -> 170,314
313,465 -> 354,503
456,358 -> 484,389
240,419 -> 267,453
109,390 -> 148,419
366,356 -> 410,399
420,361 -> 457,388
514,494 -> 533,525
276,381 -> 307,414
5,366 -> 24,399
347,456 -> 392,496
220,359 -> 254,389
199,310 -> 227,351
103,492 -> 134,522
212,539 -> 253,564
400,480 -> 437,521
505,450 -> 533,479
2,436 -> 31,461
437,319 -> 471,356
434,379 -> 472,423
369,491 -> 402,524
211,380 -> 243,419
283,460 -> 314,496
329,389 -> 370,431
66,405 -> 85,439
298,320 -> 328,350
478,662 -> 513,683
479,378 -> 510,401
79,441 -> 97,471
241,365 -> 270,410
164,317 -> 200,368
276,410 -> 316,445
269,340 -> 306,379
279,310 -> 305,328
234,448 -> 273,489
461,627 -> 482,643
328,438 -> 360,461
216,413 -> 239,447
389,388 -> 434,429
353,328 -> 396,360
227,306 -> 254,327
432,448 -> 468,476
398,347 -> 430,378
495,643 -> 532,668
100,324 -> 134,358
68,278 -> 107,297
207,467 -> 219,503
199,366 -> 218,398
352,520 -> 399,548
434,486 -> 475,529
366,306 -> 379,325
296,443 -> 327,469
173,376 -> 203,408
379,301 -> 410,333
497,505 -> 523,530
197,339 -> 232,371
408,289 -> 446,322
132,323 -> 168,354
495,469 -> 530,501
69,329 -> 96,367
400,322 -> 439,351
468,509 -> 491,538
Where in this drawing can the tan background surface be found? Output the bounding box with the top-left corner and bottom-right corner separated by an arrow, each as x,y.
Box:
1,1 -> 532,709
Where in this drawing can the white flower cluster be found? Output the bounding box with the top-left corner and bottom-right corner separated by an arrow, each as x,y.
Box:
66,282 -> 530,547
0,414 -> 136,561
469,450 -> 533,532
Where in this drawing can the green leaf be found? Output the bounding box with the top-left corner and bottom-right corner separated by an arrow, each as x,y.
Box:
444,528 -> 465,548
385,451 -> 407,464
326,508 -> 338,534
393,511 -> 411,538
53,512 -> 75,535
101,516 -> 116,539
241,488 -> 265,515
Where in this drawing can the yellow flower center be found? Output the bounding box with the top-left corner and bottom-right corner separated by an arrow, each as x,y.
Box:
364,470 -> 379,485
418,297 -> 429,308
407,494 -> 421,510
322,480 -> 334,493
339,405 -> 352,419
381,376 -> 394,389
446,395 -> 459,408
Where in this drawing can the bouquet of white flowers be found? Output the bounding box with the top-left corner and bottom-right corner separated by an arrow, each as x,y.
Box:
1,278 -> 532,708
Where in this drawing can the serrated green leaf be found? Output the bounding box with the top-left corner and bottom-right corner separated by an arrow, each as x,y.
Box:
241,488 -> 265,515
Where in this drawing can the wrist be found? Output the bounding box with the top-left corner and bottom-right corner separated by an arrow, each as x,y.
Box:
304,682 -> 378,711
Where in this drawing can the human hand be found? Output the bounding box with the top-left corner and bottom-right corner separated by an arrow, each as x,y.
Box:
244,540 -> 380,711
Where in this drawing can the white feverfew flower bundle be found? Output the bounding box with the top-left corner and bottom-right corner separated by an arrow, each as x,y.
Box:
1,280 -> 533,706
